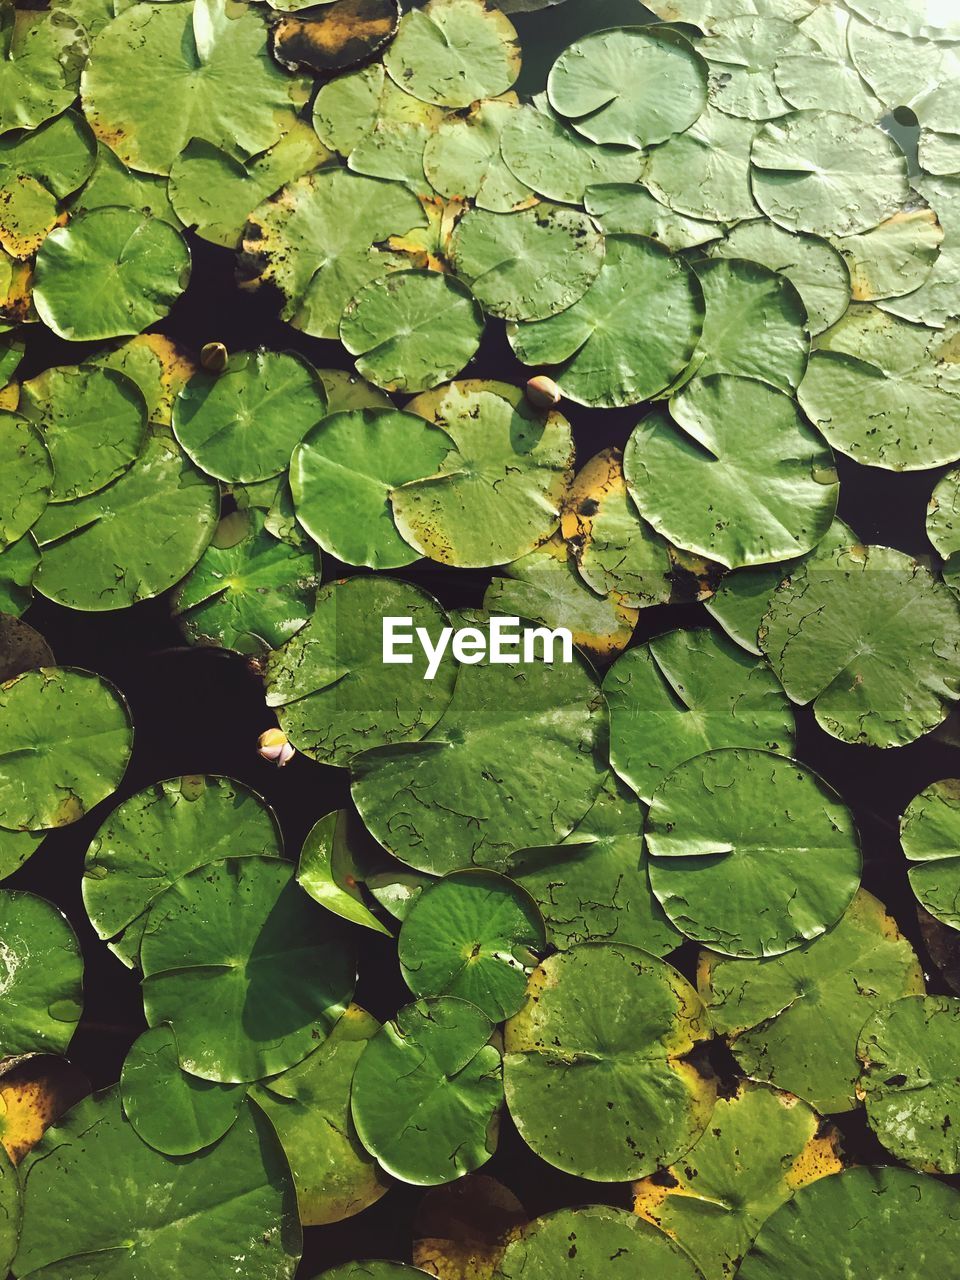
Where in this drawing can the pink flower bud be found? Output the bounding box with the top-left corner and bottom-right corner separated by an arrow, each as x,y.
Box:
258,728 -> 294,767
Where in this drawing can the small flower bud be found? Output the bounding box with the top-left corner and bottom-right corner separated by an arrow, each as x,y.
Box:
258,727 -> 294,767
200,342 -> 229,373
526,375 -> 562,409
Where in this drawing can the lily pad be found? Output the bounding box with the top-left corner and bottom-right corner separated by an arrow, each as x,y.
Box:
120,1025 -> 246,1156
384,0 -> 520,109
72,142 -> 182,225
172,509 -> 319,657
877,173 -> 960,328
93,333 -> 197,428
507,234 -> 705,408
173,349 -> 326,485
547,26 -> 707,149
1,1141 -> 20,1273
340,271 -> 484,393
699,15 -> 816,121
351,641 -> 606,874
644,105 -> 759,224
759,543 -> 960,747
251,1004 -> 390,1226
450,203 -> 604,322
750,111 -> 911,237
297,809 -> 390,936
15,1090 -> 302,1280
0,890 -> 83,1057
34,208 -> 190,342
604,628 -> 794,804
0,667 -> 132,832
319,1264 -> 430,1278
398,870 -> 546,1021
901,780 -> 960,932
32,429 -> 219,611
503,944 -> 715,1181
847,17 -> 960,137
19,364 -> 148,503
422,98 -> 536,212
584,183 -> 723,251
773,4 -> 884,123
858,994 -> 960,1174
0,414 -> 51,550
633,1082 -> 842,1280
351,997 -> 503,1186
413,1174 -> 527,1280
833,206 -> 943,303
499,100 -> 644,204
846,0 -> 960,39
624,375 -> 838,570
390,380 -> 574,568
83,774 -> 282,970
271,0 -> 400,76
736,1166 -> 960,1280
0,6 -> 88,135
0,174 -> 61,260
81,0 -> 310,176
647,748 -> 861,957
266,576 -> 456,767
141,856 -> 356,1082
0,108 -> 96,198
510,776 -> 681,956
0,1053 -> 89,1166
699,888 -> 925,1112
0,533 -> 39,617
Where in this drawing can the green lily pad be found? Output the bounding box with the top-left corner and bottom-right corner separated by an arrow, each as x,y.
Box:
366,862 -> 434,923
240,167 -> 426,340
648,748 -> 861,957
645,0 -> 817,21
503,944 -> 715,1181
270,0 -> 400,76
34,208 -> 190,342
496,1205 -> 704,1280
0,667 -> 132,832
875,173 -> 960,328
483,534 -> 639,667
0,826 -> 44,884
83,774 -> 282,970
251,1004 -> 390,1226
141,856 -> 356,1083
0,109 -> 95,200
72,142 -> 182,226
833,206 -> 943,303
317,368 -> 394,414
168,125 -> 330,250
398,871 -> 545,1021
390,380 -> 574,568
510,775 -> 681,956
635,1082 -> 841,1280
0,414 -> 51,550
19,364 -> 148,503
0,889 -> 82,1057
93,333 -> 196,429
759,543 -> 960,746
798,305 -> 960,471
120,1025 -> 246,1157
644,105 -> 760,224
699,15 -> 816,121
422,98 -> 536,212
450,203 -> 604,322
604,628 -> 794,804
351,997 -> 503,1186
266,576 -> 456,767
297,810 -> 390,936
0,1142 -> 17,1277
0,532 -> 39,617
750,111 -> 911,237
773,4 -> 884,123
0,6 -> 88,135
708,219 -> 850,336
547,26 -> 706,149
81,0 -> 310,176
172,509 -> 319,657
351,641 -> 606,874
737,1166 -> 960,1280
507,234 -> 705,408
0,173 -> 60,260
584,183 -> 723,251
311,61 -> 390,157
32,429 -> 219,611
340,270 -> 484,394
384,0 -> 520,109
700,888 -> 925,1113
15,1090 -> 302,1280
173,349 -> 326,485
901,780 -> 960,932
625,375 -> 838,570
858,994 -> 960,1173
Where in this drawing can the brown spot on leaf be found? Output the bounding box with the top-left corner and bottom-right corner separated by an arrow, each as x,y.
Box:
271,0 -> 400,76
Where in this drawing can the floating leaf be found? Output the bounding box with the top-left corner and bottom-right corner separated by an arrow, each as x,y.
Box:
297,809 -> 391,936
625,375 -> 838,570
120,1025 -> 246,1157
648,748 -> 861,957
318,368 -> 394,413
499,100 -> 643,204
773,5 -> 884,122
845,0 -> 960,39
699,16 -> 816,121
507,234 -> 705,408
0,1143 -> 16,1277
847,16 -> 960,137
832,206 -> 943,303
0,413 -> 51,550
0,667 -> 132,832
384,0 -> 520,109
0,107 -> 95,200
0,1053 -> 89,1165
319,1264 -> 429,1278
0,173 -> 61,260
391,380 -> 574,568
72,142 -> 182,225
84,775 -> 283,970
604,628 -> 794,804
901,780 -> 960,933
503,944 -> 715,1181
0,6 -> 87,134
644,105 -> 759,224
584,183 -> 723,251
759,543 -> 960,746
94,333 -> 197,428
413,1176 -> 526,1279
876,173 -> 960,328
633,1082 -> 842,1280
141,856 -> 356,1083
271,0 -> 400,76
0,533 -> 39,618
700,888 -> 925,1112
423,98 -> 536,212
351,997 -> 503,1186
920,129 -> 960,176
34,208 -> 190,342
266,576 -> 456,767
0,890 -> 82,1056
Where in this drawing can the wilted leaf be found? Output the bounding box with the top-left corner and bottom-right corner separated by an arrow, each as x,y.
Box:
0,890 -> 83,1057
414,1176 -> 526,1280
271,0 -> 400,75
0,1053 -> 89,1165
94,333 -> 197,428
